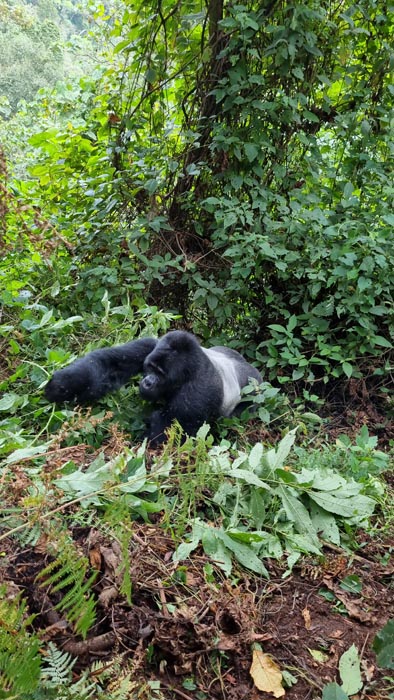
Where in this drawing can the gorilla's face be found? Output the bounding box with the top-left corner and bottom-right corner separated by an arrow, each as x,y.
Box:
139,336 -> 187,401
139,362 -> 166,400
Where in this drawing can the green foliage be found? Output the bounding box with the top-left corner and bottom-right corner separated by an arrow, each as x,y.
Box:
0,301 -> 175,456
294,425 -> 389,483
373,619 -> 394,669
37,539 -> 98,639
1,0 -> 393,388
172,428 -> 379,576
0,586 -> 41,696
55,444 -> 162,519
0,6 -> 393,694
40,643 -> 76,689
0,1 -> 63,110
321,644 -> 362,699
0,0 -> 97,114
322,683 -> 349,700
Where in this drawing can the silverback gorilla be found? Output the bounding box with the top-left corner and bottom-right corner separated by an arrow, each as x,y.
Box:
45,330 -> 262,446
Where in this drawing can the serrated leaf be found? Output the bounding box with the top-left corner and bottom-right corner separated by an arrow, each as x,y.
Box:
277,486 -> 319,546
173,539 -> 200,562
339,644 -> 362,695
248,442 -> 264,471
173,521 -> 205,563
308,490 -> 375,518
201,529 -> 232,575
272,428 -> 297,469
222,532 -> 269,577
284,533 -> 322,555
228,468 -> 271,490
310,503 -> 340,545
6,444 -> 50,464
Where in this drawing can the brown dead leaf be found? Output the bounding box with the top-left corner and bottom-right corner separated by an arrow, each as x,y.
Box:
330,629 -> 345,639
322,577 -> 375,623
101,544 -> 122,579
185,571 -> 199,586
89,546 -> 102,570
98,586 -> 118,608
250,648 -> 285,698
34,533 -> 49,554
302,606 -> 311,629
216,634 -> 239,651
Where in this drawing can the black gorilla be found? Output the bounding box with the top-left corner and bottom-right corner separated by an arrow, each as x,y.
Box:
45,330 -> 262,446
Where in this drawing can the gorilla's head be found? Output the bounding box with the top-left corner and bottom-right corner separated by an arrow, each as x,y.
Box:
139,331 -> 201,401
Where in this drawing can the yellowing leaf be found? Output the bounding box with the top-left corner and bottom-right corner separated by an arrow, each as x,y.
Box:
250,649 -> 285,697
308,648 -> 329,663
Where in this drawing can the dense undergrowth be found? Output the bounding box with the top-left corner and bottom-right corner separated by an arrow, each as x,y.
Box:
1,0 -> 394,697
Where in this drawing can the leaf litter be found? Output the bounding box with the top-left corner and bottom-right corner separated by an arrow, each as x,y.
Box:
1,513 -> 393,699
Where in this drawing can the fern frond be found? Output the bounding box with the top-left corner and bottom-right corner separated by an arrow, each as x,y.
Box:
0,585 -> 41,694
41,642 -> 76,688
37,542 -> 98,639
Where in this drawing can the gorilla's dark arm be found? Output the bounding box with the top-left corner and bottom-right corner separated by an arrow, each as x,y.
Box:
45,337 -> 157,404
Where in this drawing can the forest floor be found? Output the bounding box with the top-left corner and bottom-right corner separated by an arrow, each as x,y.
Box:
2,399 -> 394,700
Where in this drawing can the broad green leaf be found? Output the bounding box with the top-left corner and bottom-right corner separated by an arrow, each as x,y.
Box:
310,503 -> 340,545
277,486 -> 320,549
271,429 -> 297,469
38,309 -> 54,327
268,324 -> 287,333
373,619 -> 394,669
174,538 -> 201,562
275,468 -> 298,485
342,362 -> 353,378
322,683 -> 349,700
174,520 -> 206,561
297,468 -> 344,491
339,645 -> 362,695
49,316 -> 84,330
308,491 -> 375,519
201,529 -> 232,576
248,442 -> 264,471
287,315 -> 297,332
244,143 -> 258,162
6,444 -> 50,464
0,393 -> 21,411
284,533 -> 321,556
227,468 -> 271,490
222,532 -> 269,577
339,575 -> 362,594
373,335 -> 392,348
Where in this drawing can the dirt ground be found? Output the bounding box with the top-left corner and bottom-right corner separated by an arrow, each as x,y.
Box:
2,398 -> 394,699
2,511 -> 393,699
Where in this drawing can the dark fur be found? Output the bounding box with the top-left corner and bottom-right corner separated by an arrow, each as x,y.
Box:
45,331 -> 261,445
